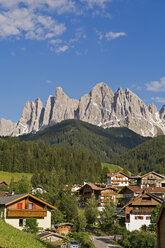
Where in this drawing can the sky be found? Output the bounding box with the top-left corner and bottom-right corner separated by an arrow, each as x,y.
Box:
0,0 -> 164,122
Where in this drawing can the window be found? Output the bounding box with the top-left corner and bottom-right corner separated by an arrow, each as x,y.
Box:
136,216 -> 143,220
19,219 -> 23,227
17,203 -> 23,209
28,203 -> 33,209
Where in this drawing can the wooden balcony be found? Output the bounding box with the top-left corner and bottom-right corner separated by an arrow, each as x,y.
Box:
7,209 -> 47,218
131,209 -> 152,215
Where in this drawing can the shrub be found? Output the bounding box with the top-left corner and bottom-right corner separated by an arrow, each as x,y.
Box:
24,218 -> 38,234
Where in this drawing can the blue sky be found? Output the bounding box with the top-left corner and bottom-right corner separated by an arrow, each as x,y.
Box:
0,0 -> 164,122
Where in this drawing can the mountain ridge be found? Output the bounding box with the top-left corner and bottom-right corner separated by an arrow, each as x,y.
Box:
1,82 -> 165,137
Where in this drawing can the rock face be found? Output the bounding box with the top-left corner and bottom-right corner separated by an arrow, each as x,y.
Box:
0,118 -> 17,136
0,82 -> 165,137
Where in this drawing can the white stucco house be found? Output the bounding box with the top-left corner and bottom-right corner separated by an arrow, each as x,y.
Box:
122,191 -> 163,232
0,193 -> 57,230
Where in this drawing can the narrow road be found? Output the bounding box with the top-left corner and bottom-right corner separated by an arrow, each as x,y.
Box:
91,236 -> 121,248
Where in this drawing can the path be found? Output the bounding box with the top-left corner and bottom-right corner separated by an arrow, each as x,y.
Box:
91,236 -> 121,248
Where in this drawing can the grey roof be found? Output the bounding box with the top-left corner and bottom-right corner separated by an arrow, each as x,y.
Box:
0,194 -> 27,205
38,231 -> 65,239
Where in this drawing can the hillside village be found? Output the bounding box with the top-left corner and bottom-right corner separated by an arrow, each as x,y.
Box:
0,169 -> 165,248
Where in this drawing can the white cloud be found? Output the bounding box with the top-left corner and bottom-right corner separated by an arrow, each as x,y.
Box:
0,0 -> 76,13
80,0 -> 112,8
146,77 -> 165,92
151,97 -> 165,103
105,31 -> 126,40
49,39 -> 62,45
0,0 -> 113,50
46,79 -> 53,84
0,7 -> 66,40
95,30 -> 103,40
56,45 -> 69,53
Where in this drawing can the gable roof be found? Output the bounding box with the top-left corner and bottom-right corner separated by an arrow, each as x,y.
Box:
107,171 -> 129,178
0,181 -> 8,186
79,183 -> 118,192
0,193 -> 57,210
38,231 -> 65,240
119,186 -> 142,194
122,192 -> 163,210
119,186 -> 165,194
141,171 -> 164,179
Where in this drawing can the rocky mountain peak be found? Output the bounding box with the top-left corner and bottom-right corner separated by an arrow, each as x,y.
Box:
160,105 -> 165,120
56,87 -> 64,96
0,82 -> 165,137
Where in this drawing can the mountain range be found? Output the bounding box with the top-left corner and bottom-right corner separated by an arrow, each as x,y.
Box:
0,82 -> 165,137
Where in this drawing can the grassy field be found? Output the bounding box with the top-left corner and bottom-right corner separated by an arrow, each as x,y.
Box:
101,163 -> 131,176
0,171 -> 32,184
0,220 -> 54,248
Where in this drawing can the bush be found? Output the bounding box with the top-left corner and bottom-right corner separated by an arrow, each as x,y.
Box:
71,232 -> 95,248
73,210 -> 87,232
118,230 -> 157,248
24,218 -> 38,234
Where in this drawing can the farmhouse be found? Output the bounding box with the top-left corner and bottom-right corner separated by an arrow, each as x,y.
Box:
107,172 -> 129,187
131,171 -> 164,188
118,186 -> 165,207
122,191 -> 163,231
0,193 -> 57,230
77,183 -> 118,210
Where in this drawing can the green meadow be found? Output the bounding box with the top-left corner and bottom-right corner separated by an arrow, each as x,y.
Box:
0,220 -> 54,248
0,171 -> 32,184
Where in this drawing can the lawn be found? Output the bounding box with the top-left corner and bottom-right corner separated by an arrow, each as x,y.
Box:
0,171 -> 32,184
0,220 -> 54,248
101,163 -> 131,176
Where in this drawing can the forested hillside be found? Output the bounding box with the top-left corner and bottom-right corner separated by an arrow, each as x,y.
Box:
20,119 -> 149,162
116,135 -> 165,175
0,137 -> 101,185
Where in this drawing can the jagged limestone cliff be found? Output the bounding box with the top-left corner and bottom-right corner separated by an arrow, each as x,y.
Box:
0,83 -> 165,137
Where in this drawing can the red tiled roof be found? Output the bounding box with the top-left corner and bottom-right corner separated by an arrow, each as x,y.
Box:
147,187 -> 165,193
87,183 -> 104,191
120,186 -> 165,194
127,186 -> 143,192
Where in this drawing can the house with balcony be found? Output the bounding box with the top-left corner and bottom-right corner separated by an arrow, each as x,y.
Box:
107,172 -> 129,187
0,193 -> 57,230
130,171 -> 164,188
122,191 -> 163,232
77,183 -> 118,210
118,186 -> 165,207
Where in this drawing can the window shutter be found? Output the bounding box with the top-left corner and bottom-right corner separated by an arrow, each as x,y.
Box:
33,203 -> 36,209
17,203 -> 22,209
135,216 -> 137,220
141,216 -> 143,220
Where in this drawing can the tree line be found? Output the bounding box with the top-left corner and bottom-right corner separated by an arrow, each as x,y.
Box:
0,137 -> 101,185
